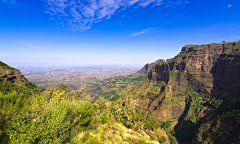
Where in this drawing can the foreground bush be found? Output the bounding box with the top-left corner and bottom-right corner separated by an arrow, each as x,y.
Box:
0,88 -> 95,143
0,85 -> 168,143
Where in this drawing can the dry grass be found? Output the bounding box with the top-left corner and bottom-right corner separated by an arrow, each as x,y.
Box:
73,122 -> 160,144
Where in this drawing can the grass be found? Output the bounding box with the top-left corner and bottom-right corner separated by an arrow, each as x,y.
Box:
73,123 -> 159,144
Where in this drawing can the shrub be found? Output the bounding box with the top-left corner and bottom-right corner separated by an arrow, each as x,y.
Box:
159,136 -> 167,143
25,82 -> 37,89
139,139 -> 146,144
170,68 -> 176,76
79,102 -> 95,127
166,132 -> 178,144
110,94 -> 120,101
144,115 -> 160,130
149,134 -> 155,140
100,112 -> 110,124
161,121 -> 171,129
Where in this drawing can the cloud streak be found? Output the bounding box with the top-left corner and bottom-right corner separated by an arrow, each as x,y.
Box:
16,41 -> 42,50
231,36 -> 240,39
193,33 -> 211,37
0,53 -> 12,57
1,0 -> 19,5
228,4 -> 232,8
130,27 -> 156,37
45,0 -> 188,31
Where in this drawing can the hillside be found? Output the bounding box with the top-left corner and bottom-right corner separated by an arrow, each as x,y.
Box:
0,61 -> 172,144
116,41 -> 240,143
0,61 -> 38,94
79,73 -> 144,103
79,59 -> 169,104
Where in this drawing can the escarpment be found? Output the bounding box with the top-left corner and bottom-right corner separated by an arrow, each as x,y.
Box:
166,42 -> 240,98
128,41 -> 240,144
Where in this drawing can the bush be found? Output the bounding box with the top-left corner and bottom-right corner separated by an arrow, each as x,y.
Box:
161,121 -> 171,129
159,136 -> 167,143
0,91 -> 27,142
100,112 -> 110,124
25,82 -> 37,89
144,115 -> 160,130
6,100 -> 72,143
139,139 -> 146,144
166,132 -> 178,144
0,87 -> 98,143
149,134 -> 155,140
110,94 -> 120,101
79,102 -> 95,127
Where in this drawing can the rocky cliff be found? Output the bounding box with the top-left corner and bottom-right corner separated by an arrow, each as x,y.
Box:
120,41 -> 240,143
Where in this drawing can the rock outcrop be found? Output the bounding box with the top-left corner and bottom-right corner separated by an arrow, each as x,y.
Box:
136,59 -> 165,74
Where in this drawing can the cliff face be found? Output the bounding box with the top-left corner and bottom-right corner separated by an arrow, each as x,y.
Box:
150,41 -> 240,143
122,41 -> 240,144
167,41 -> 240,98
147,60 -> 169,84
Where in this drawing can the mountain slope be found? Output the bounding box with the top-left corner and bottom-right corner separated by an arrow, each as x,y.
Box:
0,61 -> 38,94
117,41 -> 240,143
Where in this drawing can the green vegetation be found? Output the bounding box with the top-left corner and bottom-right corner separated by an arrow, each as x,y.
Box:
161,121 -> 172,129
210,97 -> 223,106
166,132 -> 178,144
0,86 -> 164,143
83,74 -> 144,103
159,136 -> 166,143
0,73 -> 165,144
185,88 -> 202,122
0,61 -> 16,70
170,67 -> 176,76
109,94 -> 120,101
144,115 -> 160,130
24,82 -> 38,89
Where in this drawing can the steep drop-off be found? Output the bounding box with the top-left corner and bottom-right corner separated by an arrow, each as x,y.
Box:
119,41 -> 240,143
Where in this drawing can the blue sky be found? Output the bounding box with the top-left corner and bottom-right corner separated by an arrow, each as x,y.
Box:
0,0 -> 240,68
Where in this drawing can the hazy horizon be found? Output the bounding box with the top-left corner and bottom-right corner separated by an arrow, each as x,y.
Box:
6,61 -> 144,69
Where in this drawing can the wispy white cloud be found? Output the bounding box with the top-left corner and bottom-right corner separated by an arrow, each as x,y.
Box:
45,0 -> 188,31
1,0 -> 19,5
193,33 -> 211,37
231,36 -> 240,39
0,53 -> 12,57
130,27 -> 157,37
16,41 -> 42,50
228,4 -> 232,8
